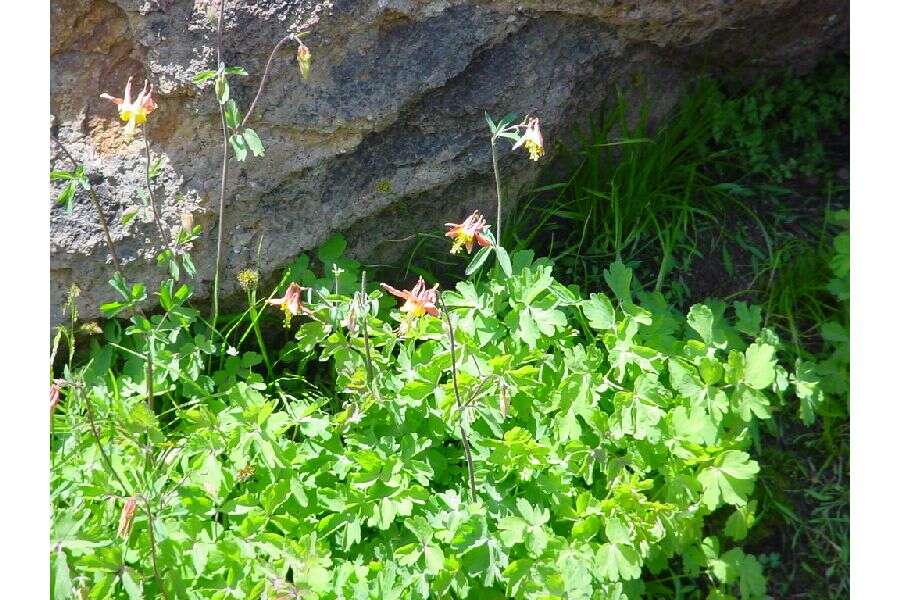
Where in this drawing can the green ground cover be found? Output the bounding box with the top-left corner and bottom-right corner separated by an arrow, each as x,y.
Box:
50,42 -> 848,599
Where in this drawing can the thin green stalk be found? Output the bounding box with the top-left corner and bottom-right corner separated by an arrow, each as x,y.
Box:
211,0 -> 229,332
142,497 -> 170,600
247,289 -> 273,377
490,138 -> 503,245
142,127 -> 171,250
80,385 -> 129,494
437,292 -> 477,498
359,272 -> 376,394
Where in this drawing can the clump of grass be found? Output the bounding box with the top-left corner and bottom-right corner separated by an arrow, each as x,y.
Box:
508,81 -> 734,296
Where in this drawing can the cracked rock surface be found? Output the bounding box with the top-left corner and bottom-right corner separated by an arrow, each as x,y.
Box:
50,0 -> 848,325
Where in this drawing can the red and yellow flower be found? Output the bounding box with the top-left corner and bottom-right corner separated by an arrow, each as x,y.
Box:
267,282 -> 315,327
381,277 -> 440,322
100,76 -> 158,136
513,117 -> 544,161
445,210 -> 492,255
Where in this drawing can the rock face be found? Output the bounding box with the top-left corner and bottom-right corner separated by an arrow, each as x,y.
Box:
50,0 -> 848,325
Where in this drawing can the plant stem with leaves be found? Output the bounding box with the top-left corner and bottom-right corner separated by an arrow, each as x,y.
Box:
437,292 -> 477,498
51,136 -> 156,413
142,127 -> 171,250
211,0 -> 230,331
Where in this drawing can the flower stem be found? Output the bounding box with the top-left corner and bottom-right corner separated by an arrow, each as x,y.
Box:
240,33 -> 295,129
80,385 -> 129,494
437,292 -> 477,499
52,136 -> 156,413
360,272 -> 376,394
490,137 -> 503,245
142,127 -> 171,250
247,289 -> 273,377
51,138 -> 124,273
211,0 -> 229,332
142,497 -> 170,600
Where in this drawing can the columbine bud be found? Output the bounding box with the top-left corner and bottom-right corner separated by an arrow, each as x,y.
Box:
215,72 -> 229,105
50,383 -> 62,415
181,211 -> 194,234
296,41 -> 311,80
499,380 -> 510,420
117,497 -> 138,539
237,268 -> 260,292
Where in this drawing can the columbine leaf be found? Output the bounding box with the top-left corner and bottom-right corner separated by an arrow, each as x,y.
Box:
484,111 -> 497,134
582,292 -> 616,330
792,359 -> 824,425
495,245 -> 512,277
192,69 -> 218,84
465,245 -> 492,275
604,260 -> 633,305
229,133 -> 248,161
734,301 -> 762,336
743,342 -> 776,389
57,182 -> 76,213
698,451 -> 760,510
215,74 -> 229,104
224,99 -> 240,129
243,127 -> 265,157
596,542 -> 641,582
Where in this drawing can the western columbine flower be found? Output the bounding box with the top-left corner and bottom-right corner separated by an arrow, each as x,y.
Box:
381,277 -> 439,333
513,117 -> 544,161
267,282 -> 314,327
100,76 -> 158,137
445,210 -> 492,255
117,497 -> 138,539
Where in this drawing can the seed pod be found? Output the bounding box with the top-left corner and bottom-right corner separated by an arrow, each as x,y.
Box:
499,380 -> 510,420
181,211 -> 194,233
214,73 -> 229,104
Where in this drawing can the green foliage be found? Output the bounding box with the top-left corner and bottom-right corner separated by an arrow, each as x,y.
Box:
508,55 -> 849,306
50,165 -> 90,213
52,246 -> 800,598
709,58 -> 849,183
195,63 -> 264,163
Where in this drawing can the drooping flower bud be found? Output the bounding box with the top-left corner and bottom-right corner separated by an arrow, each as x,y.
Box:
296,41 -> 311,80
512,117 -> 544,161
50,383 -> 61,415
117,496 -> 138,539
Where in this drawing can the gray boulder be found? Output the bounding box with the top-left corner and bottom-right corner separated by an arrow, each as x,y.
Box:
50,0 -> 848,326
